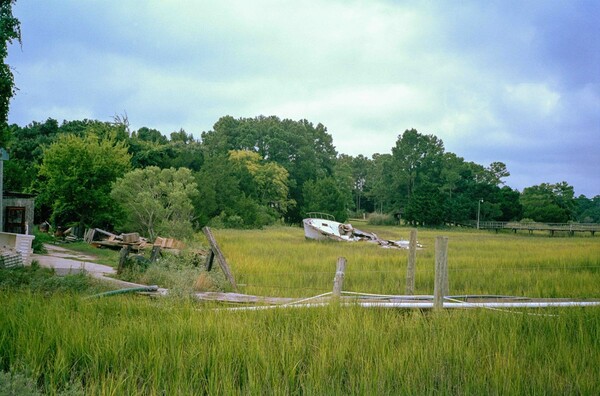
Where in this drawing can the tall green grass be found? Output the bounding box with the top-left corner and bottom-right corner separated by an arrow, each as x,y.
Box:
212,226 -> 600,299
1,293 -> 599,394
1,226 -> 599,394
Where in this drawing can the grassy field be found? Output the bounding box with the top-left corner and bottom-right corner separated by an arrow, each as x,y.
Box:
1,225 -> 599,394
213,225 -> 600,299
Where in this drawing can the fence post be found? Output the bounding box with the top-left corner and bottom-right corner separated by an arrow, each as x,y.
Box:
433,236 -> 449,309
333,257 -> 346,298
405,229 -> 417,295
202,227 -> 238,291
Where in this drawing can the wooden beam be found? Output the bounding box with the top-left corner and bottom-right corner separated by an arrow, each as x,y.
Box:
202,227 -> 237,291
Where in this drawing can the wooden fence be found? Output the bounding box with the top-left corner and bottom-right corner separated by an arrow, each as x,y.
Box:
464,221 -> 599,236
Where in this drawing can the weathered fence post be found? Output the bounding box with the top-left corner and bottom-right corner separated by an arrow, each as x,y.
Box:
405,229 -> 417,295
433,236 -> 449,309
202,227 -> 238,291
333,257 -> 346,298
117,245 -> 131,275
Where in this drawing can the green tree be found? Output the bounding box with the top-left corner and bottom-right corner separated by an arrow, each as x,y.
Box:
365,153 -> 395,214
0,0 -> 20,145
228,150 -> 293,214
302,177 -> 351,222
194,150 -> 293,228
575,195 -> 600,223
201,115 -> 337,222
391,129 -> 445,204
111,166 -> 198,239
38,132 -> 131,228
520,182 -> 576,223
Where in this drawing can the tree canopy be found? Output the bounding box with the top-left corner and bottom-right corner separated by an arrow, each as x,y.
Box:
4,113 -> 597,231
0,0 -> 20,146
38,132 -> 131,228
111,166 -> 198,239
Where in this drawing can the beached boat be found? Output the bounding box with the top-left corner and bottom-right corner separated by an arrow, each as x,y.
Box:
302,212 -> 420,249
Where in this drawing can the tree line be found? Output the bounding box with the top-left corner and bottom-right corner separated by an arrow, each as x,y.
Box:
2,116 -> 598,239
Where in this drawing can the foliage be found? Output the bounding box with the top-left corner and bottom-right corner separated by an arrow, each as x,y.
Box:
0,0 -> 20,145
31,229 -> 55,254
195,150 -> 293,228
111,166 -> 198,239
201,115 -> 338,222
117,250 -> 228,295
37,131 -> 131,228
521,182 -> 576,222
366,212 -> 397,226
5,114 -> 596,229
301,176 -> 352,222
575,195 -> 600,223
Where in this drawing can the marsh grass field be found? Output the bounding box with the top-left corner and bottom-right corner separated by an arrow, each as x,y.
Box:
1,225 -> 599,394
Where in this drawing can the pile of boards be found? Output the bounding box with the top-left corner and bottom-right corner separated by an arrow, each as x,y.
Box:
84,228 -> 184,252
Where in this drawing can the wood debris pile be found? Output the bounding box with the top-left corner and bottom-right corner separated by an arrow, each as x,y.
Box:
84,228 -> 185,253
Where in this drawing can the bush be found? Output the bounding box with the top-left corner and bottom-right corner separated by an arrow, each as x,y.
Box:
117,250 -> 231,295
367,213 -> 398,226
31,228 -> 56,254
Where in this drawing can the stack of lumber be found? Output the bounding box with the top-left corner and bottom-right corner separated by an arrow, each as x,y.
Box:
85,228 -> 184,252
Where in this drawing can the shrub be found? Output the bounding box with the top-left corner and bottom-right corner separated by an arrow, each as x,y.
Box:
367,212 -> 398,226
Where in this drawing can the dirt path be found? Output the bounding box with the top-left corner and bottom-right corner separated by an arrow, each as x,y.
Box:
32,244 -> 161,290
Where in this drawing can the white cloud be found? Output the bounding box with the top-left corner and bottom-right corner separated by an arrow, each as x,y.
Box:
6,0 -> 600,196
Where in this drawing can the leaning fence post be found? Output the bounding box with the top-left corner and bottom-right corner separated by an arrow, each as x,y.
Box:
433,236 -> 449,309
405,229 -> 417,295
202,227 -> 238,291
333,257 -> 346,298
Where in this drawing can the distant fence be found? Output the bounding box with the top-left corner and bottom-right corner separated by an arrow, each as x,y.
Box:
461,221 -> 599,236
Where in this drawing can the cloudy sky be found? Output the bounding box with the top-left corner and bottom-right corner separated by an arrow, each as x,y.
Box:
7,0 -> 600,197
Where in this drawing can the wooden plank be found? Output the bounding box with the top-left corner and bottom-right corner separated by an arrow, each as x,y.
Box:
202,227 -> 237,291
193,292 -> 295,304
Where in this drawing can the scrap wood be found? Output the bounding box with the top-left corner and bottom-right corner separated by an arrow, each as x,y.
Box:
153,236 -> 185,250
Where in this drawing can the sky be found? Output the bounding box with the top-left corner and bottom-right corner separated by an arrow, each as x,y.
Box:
7,0 -> 600,197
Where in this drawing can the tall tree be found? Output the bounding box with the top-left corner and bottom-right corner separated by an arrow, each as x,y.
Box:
391,129 -> 445,205
302,176 -> 351,222
194,150 -> 293,228
38,132 -> 131,228
0,0 -> 20,146
111,167 -> 198,239
201,115 -> 337,222
520,182 -> 576,223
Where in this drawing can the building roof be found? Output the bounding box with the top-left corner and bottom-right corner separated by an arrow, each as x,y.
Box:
3,191 -> 37,199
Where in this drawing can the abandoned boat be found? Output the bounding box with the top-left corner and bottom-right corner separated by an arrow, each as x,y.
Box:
302,212 -> 419,249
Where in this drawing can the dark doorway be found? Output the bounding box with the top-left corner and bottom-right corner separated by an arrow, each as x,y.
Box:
6,207 -> 26,234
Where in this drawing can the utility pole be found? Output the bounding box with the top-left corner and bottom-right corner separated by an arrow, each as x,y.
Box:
477,199 -> 483,230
